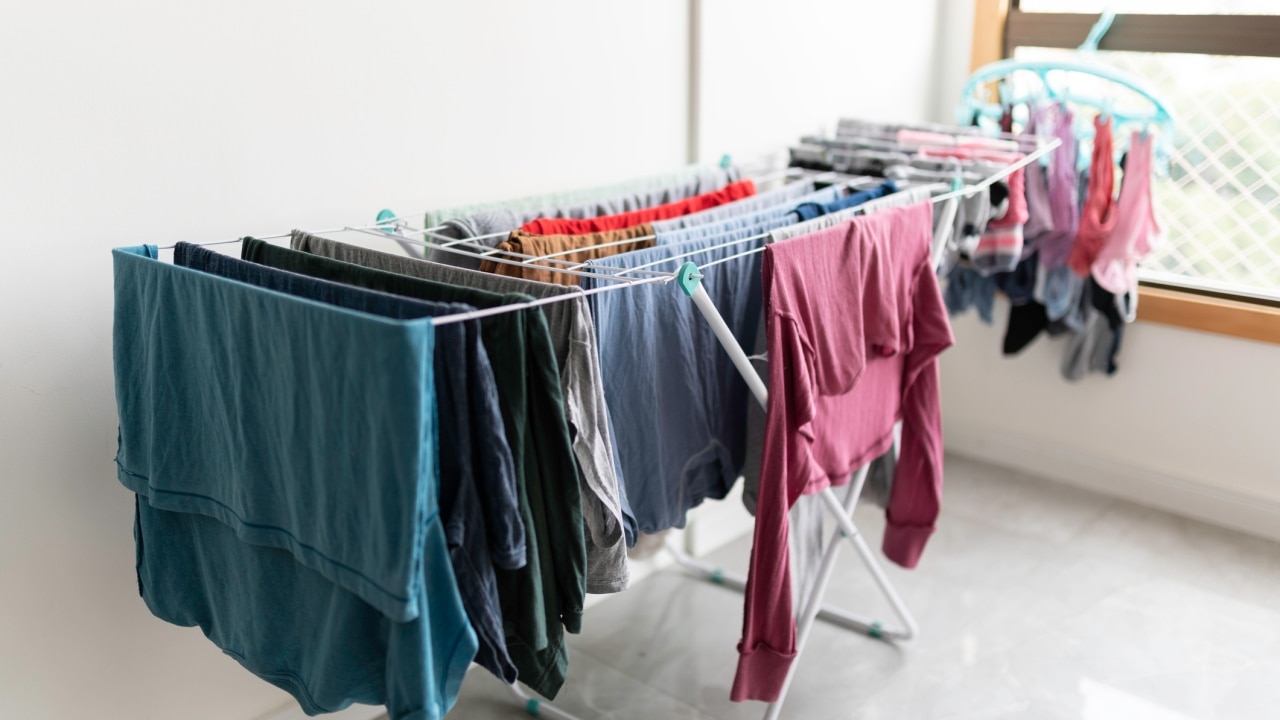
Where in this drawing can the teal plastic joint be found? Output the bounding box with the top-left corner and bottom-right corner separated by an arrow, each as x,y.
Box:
868,621 -> 884,639
710,568 -> 726,585
950,176 -> 964,193
526,698 -> 541,717
375,208 -> 398,234
719,153 -> 732,169
676,261 -> 703,297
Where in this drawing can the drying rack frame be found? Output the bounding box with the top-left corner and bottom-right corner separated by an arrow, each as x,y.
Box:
381,139 -> 1058,719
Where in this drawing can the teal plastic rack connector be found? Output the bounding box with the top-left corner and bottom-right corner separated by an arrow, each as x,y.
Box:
868,621 -> 884,639
375,209 -> 397,233
710,568 -> 726,585
676,261 -> 702,297
719,153 -> 732,169
525,698 -> 540,717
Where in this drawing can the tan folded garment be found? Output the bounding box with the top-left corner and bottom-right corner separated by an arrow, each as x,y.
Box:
479,225 -> 656,286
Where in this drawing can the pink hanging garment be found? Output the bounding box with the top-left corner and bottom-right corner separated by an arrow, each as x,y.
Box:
897,129 -> 956,146
731,203 -> 953,703
1036,105 -> 1080,269
918,146 -> 1023,165
1092,131 -> 1163,294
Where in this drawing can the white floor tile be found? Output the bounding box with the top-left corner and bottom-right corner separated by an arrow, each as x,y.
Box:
445,454 -> 1280,719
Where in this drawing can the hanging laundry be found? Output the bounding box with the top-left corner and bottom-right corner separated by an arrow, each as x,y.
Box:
736,203 -> 952,703
971,166 -> 1029,273
1021,109 -> 1057,248
583,233 -> 766,535
239,237 -> 586,699
651,179 -> 820,231
791,180 -> 899,221
425,165 -> 739,231
115,245 -> 486,718
289,232 -> 632,592
479,225 -> 657,285
1034,105 -> 1081,270
1092,131 -> 1164,294
944,265 -> 998,324
1069,115 -> 1119,276
740,186 -> 938,517
115,246 -> 457,623
518,179 -> 756,234
653,185 -> 846,244
426,166 -> 739,269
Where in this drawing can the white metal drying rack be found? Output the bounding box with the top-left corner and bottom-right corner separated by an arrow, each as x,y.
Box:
365,138 -> 1059,719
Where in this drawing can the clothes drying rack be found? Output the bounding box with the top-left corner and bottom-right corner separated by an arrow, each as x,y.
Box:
366,137 -> 1058,719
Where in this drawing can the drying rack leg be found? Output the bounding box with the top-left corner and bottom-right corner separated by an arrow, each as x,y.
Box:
667,470 -> 918,720
503,682 -> 586,720
763,467 -> 868,720
664,483 -> 917,642
816,486 -> 919,642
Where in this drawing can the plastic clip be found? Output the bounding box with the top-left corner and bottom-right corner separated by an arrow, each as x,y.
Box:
375,209 -> 399,234
676,261 -> 703,297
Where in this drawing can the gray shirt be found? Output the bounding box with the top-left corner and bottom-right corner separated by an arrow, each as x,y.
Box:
291,234 -> 630,594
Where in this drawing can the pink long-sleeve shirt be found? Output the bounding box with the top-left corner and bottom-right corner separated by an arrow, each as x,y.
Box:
732,202 -> 954,702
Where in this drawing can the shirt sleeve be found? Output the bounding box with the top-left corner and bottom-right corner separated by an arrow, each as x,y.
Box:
465,321 -> 526,570
882,263 -> 954,568
732,313 -> 812,702
524,313 -> 588,635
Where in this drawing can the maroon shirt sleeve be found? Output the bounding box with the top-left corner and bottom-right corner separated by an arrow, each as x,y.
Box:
883,261 -> 954,568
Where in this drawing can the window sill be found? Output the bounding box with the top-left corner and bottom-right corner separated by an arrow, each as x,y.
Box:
1138,285 -> 1280,345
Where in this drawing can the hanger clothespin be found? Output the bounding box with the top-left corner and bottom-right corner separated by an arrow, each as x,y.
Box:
1100,95 -> 1116,124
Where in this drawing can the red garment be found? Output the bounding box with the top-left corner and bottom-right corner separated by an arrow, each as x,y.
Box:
519,180 -> 756,235
732,203 -> 953,702
1069,115 -> 1118,276
1092,131 -> 1163,293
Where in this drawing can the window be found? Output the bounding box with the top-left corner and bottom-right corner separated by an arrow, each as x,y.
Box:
1020,0 -> 1277,14
1003,1 -> 1280,302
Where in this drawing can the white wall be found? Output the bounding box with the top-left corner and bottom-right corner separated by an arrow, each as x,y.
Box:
934,0 -> 1280,539
696,0 -> 945,167
943,308 -> 1280,541
0,3 -> 688,719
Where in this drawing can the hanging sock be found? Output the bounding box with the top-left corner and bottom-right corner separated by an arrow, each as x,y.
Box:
1002,301 -> 1049,355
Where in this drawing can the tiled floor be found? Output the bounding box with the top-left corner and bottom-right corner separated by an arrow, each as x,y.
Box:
444,455 -> 1280,719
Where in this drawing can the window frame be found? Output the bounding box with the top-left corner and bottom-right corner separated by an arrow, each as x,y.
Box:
972,0 -> 1280,345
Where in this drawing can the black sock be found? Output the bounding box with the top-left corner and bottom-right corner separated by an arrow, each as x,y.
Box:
1003,301 -> 1049,355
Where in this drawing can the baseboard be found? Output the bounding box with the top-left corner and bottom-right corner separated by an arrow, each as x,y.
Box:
945,424 -> 1280,544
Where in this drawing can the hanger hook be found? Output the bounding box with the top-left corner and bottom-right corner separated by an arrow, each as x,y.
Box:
1080,8 -> 1116,53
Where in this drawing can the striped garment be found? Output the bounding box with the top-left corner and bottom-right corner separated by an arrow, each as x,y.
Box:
970,167 -> 1028,274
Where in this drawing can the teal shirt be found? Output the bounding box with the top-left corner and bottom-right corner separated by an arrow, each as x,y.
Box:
114,246 -> 479,717
242,238 -> 587,699
113,246 -> 438,623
